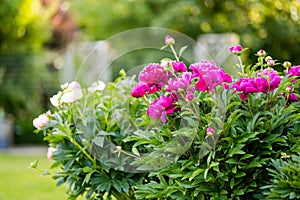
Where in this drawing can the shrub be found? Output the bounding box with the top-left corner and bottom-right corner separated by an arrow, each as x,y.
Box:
33,36 -> 300,199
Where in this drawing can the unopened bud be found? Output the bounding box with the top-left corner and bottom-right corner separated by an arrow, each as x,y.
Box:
257,49 -> 266,57
206,127 -> 215,136
283,61 -> 291,68
114,146 -> 122,153
165,35 -> 175,46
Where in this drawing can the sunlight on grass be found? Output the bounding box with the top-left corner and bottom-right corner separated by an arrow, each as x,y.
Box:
0,152 -> 74,200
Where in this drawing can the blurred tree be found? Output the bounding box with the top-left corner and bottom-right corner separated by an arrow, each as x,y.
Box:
0,0 -> 70,144
69,0 -> 300,65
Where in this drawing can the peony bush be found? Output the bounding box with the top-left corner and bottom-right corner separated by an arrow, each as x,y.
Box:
33,35 -> 300,199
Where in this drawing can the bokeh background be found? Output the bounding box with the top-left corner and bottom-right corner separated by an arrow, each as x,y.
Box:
0,0 -> 300,146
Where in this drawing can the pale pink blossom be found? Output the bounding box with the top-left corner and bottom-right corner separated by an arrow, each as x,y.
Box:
50,91 -> 62,107
60,89 -> 83,103
47,147 -> 57,160
88,81 -> 106,92
33,114 -> 49,129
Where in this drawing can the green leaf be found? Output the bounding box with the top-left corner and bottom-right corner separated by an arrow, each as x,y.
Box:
189,168 -> 205,181
227,144 -> 245,157
235,172 -> 246,178
230,178 -> 235,189
132,147 -> 140,157
178,45 -> 188,58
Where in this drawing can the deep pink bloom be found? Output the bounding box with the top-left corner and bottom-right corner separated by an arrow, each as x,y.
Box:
288,65 -> 300,77
257,68 -> 281,92
288,93 -> 299,103
185,88 -> 195,101
190,60 -> 232,93
165,35 -> 175,45
147,96 -> 175,123
139,63 -> 170,85
229,45 -> 243,55
130,82 -> 150,98
172,61 -> 187,72
167,72 -> 192,91
232,78 -> 259,100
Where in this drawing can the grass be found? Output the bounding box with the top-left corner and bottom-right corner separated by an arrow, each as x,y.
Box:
0,150 -> 71,200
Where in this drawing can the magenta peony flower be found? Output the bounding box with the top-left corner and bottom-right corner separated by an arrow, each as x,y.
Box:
232,78 -> 259,100
185,88 -> 195,101
165,35 -> 175,46
167,72 -> 192,91
130,82 -> 150,98
147,96 -> 175,123
229,45 -> 243,55
172,61 -> 187,72
33,114 -> 49,129
288,93 -> 299,103
288,65 -> 300,77
190,60 -> 232,93
139,63 -> 170,85
257,68 -> 281,92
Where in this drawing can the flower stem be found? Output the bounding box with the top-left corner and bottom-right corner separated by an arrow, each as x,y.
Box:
170,45 -> 179,62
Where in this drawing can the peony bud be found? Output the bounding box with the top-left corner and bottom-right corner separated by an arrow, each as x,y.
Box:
256,49 -> 266,57
165,35 -> 175,46
114,146 -> 122,153
229,45 -> 243,55
283,61 -> 291,69
206,127 -> 215,135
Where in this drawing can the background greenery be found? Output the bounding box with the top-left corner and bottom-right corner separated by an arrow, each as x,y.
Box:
0,152 -> 69,200
0,0 -> 299,144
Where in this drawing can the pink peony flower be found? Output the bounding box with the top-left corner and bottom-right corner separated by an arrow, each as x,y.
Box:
165,35 -> 175,46
47,147 -> 57,160
190,60 -> 232,93
167,72 -> 192,91
147,96 -> 175,123
172,61 -> 187,72
288,93 -> 299,103
257,68 -> 281,92
139,63 -> 170,85
232,78 -> 259,100
130,82 -> 150,98
229,45 -> 243,55
288,65 -> 300,77
33,114 -> 49,129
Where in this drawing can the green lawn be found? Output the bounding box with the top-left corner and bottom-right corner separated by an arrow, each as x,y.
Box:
0,151 -> 70,200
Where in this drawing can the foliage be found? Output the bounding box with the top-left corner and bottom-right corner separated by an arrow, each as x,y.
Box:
0,0 -> 54,53
69,0 -> 300,65
0,0 -> 59,143
33,36 -> 300,199
261,154 -> 300,199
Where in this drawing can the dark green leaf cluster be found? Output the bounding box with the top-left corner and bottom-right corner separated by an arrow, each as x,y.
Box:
261,154 -> 300,199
